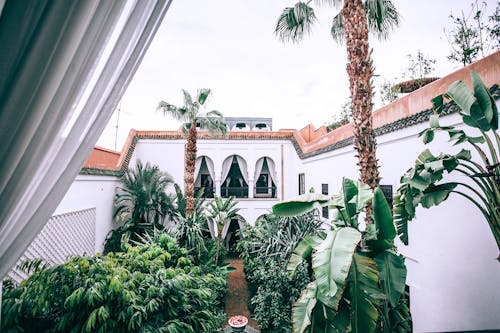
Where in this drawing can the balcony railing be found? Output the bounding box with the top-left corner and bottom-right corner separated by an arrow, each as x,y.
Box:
221,186 -> 249,198
195,186 -> 215,198
254,186 -> 277,198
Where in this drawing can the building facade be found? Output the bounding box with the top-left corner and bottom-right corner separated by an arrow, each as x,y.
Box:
22,52 -> 500,332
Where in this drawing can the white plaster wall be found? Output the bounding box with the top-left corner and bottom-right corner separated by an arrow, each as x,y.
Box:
302,112 -> 500,332
130,139 -> 294,226
54,175 -> 119,252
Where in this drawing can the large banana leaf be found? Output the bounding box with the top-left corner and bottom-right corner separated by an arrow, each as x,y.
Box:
348,253 -> 382,333
287,233 -> 326,276
313,227 -> 361,310
393,194 -> 409,245
446,70 -> 497,131
330,178 -> 372,227
273,193 -> 330,217
372,188 -> 396,241
293,281 -> 318,333
375,251 -> 406,307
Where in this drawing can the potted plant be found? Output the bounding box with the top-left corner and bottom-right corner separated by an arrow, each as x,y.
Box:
228,315 -> 248,332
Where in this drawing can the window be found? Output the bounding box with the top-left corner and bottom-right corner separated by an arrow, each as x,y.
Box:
235,122 -> 246,129
321,183 -> 328,195
298,173 -> 305,195
255,123 -> 267,129
380,185 -> 393,209
321,183 -> 328,218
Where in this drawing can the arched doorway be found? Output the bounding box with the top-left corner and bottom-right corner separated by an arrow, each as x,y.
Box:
220,216 -> 245,258
194,156 -> 215,198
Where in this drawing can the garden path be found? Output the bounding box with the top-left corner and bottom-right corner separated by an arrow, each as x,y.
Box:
224,258 -> 259,332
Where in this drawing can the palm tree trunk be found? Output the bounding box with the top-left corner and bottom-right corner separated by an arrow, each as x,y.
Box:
185,122 -> 197,217
342,0 -> 380,222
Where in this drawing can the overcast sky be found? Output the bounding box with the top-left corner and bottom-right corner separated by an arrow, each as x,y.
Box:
97,0 -> 498,150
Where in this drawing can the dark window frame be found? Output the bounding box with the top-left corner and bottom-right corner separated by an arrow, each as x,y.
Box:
298,173 -> 305,195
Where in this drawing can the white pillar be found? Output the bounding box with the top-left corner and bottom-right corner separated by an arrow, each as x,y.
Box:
248,178 -> 254,198
215,179 -> 221,197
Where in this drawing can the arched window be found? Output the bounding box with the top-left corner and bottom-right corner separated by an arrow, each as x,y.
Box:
194,156 -> 215,197
221,155 -> 249,198
254,157 -> 277,198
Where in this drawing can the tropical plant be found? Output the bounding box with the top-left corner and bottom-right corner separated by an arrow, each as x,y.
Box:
379,79 -> 400,105
272,178 -> 411,333
2,233 -> 227,333
172,183 -> 206,219
205,196 -> 242,265
158,89 -> 227,217
236,213 -> 321,332
275,0 -> 400,193
173,212 -> 210,265
104,160 -> 175,253
394,71 -> 500,259
326,98 -> 351,131
445,0 -> 499,66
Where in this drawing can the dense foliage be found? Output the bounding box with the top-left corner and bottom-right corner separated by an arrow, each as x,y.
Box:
2,234 -> 227,333
237,213 -> 321,332
395,71 -> 500,258
104,161 -> 175,253
272,179 -> 411,333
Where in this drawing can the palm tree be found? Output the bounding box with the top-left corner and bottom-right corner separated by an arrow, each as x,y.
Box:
114,159 -> 175,226
158,89 -> 227,217
205,196 -> 241,265
275,0 -> 399,192
105,160 -> 175,253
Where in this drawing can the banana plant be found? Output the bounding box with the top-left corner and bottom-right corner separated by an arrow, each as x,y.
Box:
273,178 -> 411,333
394,71 -> 500,259
204,196 -> 242,265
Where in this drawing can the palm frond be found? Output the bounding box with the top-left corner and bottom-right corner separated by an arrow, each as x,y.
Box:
197,88 -> 212,105
157,101 -> 189,122
182,89 -> 193,107
330,12 -> 344,43
275,2 -> 317,43
365,0 -> 400,41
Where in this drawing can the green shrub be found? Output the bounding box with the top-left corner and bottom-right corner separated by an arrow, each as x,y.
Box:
237,213 -> 319,332
2,233 -> 226,333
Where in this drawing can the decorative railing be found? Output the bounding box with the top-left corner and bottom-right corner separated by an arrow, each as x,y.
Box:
254,186 -> 277,198
195,186 -> 215,198
221,186 -> 249,198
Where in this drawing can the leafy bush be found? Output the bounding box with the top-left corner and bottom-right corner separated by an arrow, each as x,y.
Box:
2,233 -> 227,333
237,213 -> 320,332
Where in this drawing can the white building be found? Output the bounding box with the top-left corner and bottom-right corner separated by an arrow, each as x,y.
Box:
9,52 -> 500,332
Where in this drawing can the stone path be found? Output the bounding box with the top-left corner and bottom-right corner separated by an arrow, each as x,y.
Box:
223,259 -> 259,332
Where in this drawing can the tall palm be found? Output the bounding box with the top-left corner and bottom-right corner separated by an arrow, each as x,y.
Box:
205,196 -> 241,265
275,0 -> 399,191
158,89 -> 227,217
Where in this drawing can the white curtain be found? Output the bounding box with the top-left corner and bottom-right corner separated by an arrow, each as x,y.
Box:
235,156 -> 249,185
254,157 -> 265,181
194,156 -> 203,186
205,157 -> 215,183
0,0 -> 172,279
266,158 -> 278,186
221,156 -> 233,186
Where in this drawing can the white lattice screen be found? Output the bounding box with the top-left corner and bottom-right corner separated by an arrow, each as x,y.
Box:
7,208 -> 96,283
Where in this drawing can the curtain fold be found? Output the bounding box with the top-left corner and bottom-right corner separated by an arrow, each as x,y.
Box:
194,156 -> 203,186
206,157 -> 215,183
254,157 -> 265,182
266,157 -> 277,186
235,156 -> 248,185
0,0 -> 173,280
221,156 -> 233,186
